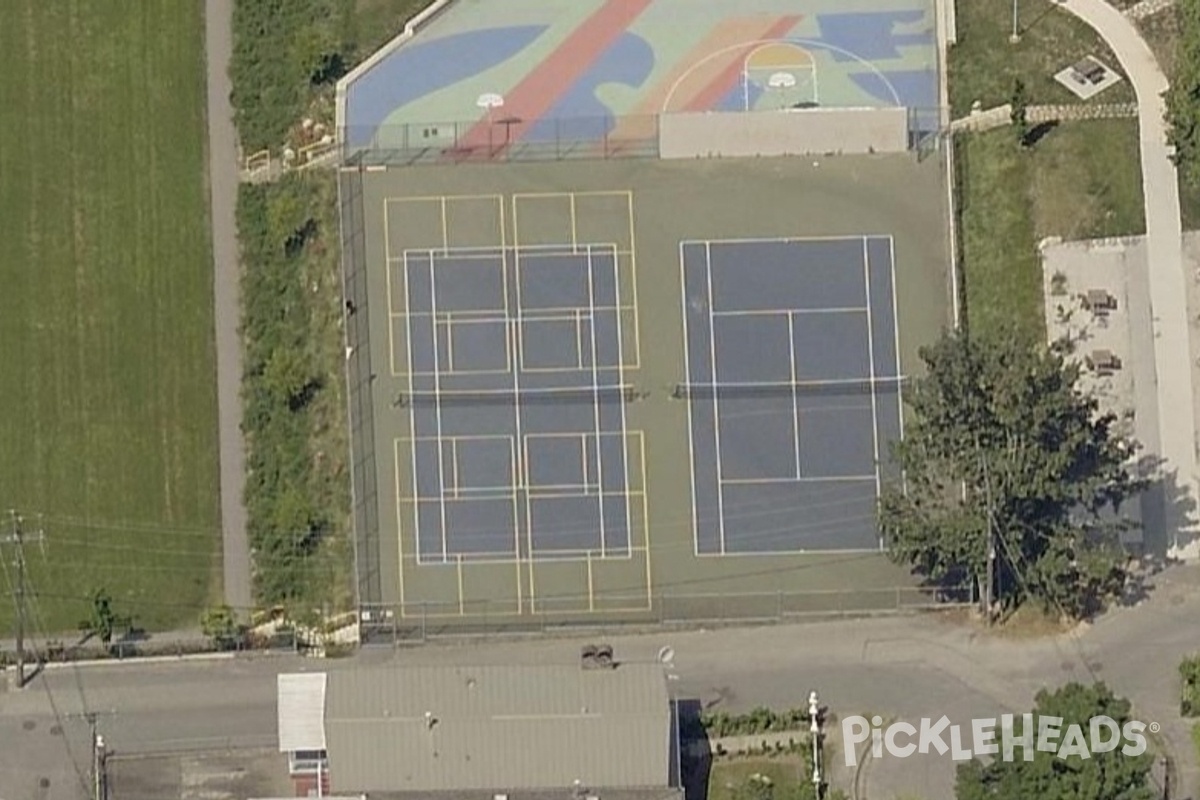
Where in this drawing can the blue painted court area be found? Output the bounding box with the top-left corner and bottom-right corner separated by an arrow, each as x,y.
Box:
398,245 -> 634,564
680,238 -> 903,554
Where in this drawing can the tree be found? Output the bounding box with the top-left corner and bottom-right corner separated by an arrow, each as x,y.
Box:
956,682 -> 1154,800
879,331 -> 1141,619
200,605 -> 243,649
1010,78 -> 1030,147
90,588 -> 117,644
1166,1 -> 1200,187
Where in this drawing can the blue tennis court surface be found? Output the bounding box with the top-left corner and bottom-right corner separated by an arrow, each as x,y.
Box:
398,244 -> 636,564
680,237 -> 903,554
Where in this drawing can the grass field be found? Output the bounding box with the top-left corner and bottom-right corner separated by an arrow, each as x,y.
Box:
949,0 -> 1134,116
0,0 -> 219,632
956,121 -> 1145,339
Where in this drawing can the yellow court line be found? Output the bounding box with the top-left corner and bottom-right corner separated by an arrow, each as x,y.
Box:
638,430 -> 653,610
457,554 -> 465,616
587,551 -> 595,613
570,192 -> 578,248
624,191 -> 642,373
383,197 -> 393,263
393,438 -> 408,617
440,196 -> 449,251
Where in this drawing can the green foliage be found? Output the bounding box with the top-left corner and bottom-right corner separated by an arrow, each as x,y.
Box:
1166,1 -> 1200,189
238,175 -> 347,609
880,331 -> 1141,619
955,682 -> 1153,800
200,605 -> 243,647
1180,655 -> 1200,715
90,589 -> 117,644
1010,79 -> 1029,147
230,0 -> 344,152
700,707 -> 814,738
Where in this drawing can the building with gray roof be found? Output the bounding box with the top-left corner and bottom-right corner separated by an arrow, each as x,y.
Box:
277,660 -> 680,799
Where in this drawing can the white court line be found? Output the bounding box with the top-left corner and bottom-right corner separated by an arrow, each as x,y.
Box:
402,257 -> 423,571
428,256 -> 450,562
581,432 -> 590,491
788,312 -> 801,480
576,309 -> 585,369
704,242 -> 728,556
862,238 -> 882,500
712,307 -> 868,317
679,234 -> 875,247
509,220 -> 534,610
887,236 -> 904,442
679,242 -> 701,558
586,244 -> 608,559
612,242 -> 633,559
722,475 -> 877,485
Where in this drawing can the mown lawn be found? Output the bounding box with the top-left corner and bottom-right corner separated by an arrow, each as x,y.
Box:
0,0 -> 219,631
949,0 -> 1146,338
956,121 -> 1145,339
949,0 -> 1134,116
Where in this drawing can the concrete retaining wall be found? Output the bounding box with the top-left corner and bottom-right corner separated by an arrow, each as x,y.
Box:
659,108 -> 909,159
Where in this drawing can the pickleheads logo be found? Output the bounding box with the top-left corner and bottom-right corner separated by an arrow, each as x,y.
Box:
841,714 -> 1152,766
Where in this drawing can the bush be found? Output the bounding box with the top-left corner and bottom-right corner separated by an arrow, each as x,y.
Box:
1181,655 -> 1200,716
238,176 -> 347,609
1166,1 -> 1200,188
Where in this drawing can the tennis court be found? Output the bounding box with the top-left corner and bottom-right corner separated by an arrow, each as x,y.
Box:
679,236 -> 903,554
391,237 -> 642,565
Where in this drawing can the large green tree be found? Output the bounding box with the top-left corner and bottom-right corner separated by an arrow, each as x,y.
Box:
1167,0 -> 1200,187
879,332 -> 1141,618
956,682 -> 1154,800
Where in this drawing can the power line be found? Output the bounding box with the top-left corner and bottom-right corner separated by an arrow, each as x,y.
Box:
3,510 -> 45,688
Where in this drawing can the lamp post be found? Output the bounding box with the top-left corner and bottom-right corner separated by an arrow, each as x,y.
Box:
808,691 -> 823,798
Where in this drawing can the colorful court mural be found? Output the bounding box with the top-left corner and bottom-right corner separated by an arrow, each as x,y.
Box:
343,0 -> 938,151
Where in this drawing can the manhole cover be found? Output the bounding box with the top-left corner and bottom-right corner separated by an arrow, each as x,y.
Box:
38,777 -> 50,788
49,724 -> 62,736
21,720 -> 35,731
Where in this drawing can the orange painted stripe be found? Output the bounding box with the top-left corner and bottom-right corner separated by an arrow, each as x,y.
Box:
681,15 -> 802,112
609,16 -> 795,141
455,0 -> 655,153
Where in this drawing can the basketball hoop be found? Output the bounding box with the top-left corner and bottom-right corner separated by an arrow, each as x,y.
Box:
767,72 -> 797,90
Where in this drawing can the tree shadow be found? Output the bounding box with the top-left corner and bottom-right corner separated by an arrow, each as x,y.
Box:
1021,120 -> 1059,148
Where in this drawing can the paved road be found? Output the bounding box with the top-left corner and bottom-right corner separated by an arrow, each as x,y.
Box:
1056,0 -> 1198,554
203,0 -> 252,613
4,563 -> 1200,799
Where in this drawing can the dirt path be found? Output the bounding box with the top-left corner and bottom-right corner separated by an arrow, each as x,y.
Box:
204,0 -> 252,615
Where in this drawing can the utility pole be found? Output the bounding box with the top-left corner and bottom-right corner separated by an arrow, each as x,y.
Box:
69,710 -> 116,800
4,510 -> 45,688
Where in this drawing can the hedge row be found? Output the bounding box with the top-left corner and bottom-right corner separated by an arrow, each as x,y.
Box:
237,175 -> 348,607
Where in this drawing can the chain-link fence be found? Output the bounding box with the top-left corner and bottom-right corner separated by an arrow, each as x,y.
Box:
341,109 -> 951,168
358,584 -> 976,645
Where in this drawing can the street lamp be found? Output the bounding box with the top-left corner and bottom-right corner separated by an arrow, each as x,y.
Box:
808,691 -> 823,796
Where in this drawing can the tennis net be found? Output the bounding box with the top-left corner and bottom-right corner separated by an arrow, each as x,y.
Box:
394,384 -> 639,407
672,376 -> 906,400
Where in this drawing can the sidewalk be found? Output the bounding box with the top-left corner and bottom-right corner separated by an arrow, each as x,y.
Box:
1054,0 -> 1197,556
